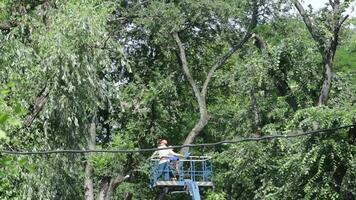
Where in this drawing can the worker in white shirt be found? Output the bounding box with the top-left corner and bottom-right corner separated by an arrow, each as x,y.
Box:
151,139 -> 183,180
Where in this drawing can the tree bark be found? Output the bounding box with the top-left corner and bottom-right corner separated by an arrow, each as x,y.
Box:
318,52 -> 334,106
84,115 -> 96,200
250,88 -> 262,136
124,192 -> 133,200
97,178 -> 110,200
97,174 -> 130,200
172,0 -> 259,152
172,32 -> 209,153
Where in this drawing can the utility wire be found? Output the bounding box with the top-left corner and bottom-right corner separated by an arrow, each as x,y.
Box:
0,124 -> 354,155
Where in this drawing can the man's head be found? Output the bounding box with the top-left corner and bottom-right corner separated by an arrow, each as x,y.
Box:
158,139 -> 168,146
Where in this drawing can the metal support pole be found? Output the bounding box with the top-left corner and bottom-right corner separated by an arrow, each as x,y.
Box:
184,180 -> 201,200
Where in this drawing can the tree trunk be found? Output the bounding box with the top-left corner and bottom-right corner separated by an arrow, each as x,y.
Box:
294,0 -> 348,106
97,178 -> 110,200
250,89 -> 262,136
84,115 -> 96,200
97,174 -> 130,200
182,115 -> 209,148
318,53 -> 333,106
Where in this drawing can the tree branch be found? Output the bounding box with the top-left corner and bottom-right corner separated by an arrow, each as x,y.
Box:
201,34 -> 252,99
172,32 -> 206,114
110,174 -> 130,190
173,0 -> 260,152
338,14 -> 349,28
201,0 -> 259,99
329,0 -> 335,9
172,32 -> 209,152
293,0 -> 325,54
294,0 -> 350,106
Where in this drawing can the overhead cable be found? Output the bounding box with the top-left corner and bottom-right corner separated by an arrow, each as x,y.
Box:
0,124 -> 354,155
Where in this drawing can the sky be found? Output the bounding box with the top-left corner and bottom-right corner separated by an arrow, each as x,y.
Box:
302,0 -> 356,17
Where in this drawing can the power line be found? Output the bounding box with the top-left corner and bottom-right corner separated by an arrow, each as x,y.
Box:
0,124 -> 354,155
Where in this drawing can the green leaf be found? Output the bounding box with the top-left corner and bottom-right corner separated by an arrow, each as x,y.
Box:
19,158 -> 27,167
0,113 -> 9,123
0,129 -> 6,139
8,118 -> 21,126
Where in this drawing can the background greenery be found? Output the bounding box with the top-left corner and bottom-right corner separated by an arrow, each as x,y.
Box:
0,0 -> 355,199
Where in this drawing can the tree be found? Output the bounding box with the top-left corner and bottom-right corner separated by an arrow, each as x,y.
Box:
293,0 -> 352,106
1,0 -> 355,199
171,0 -> 258,147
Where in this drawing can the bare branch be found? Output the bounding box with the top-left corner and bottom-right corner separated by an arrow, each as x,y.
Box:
338,14 -> 349,28
293,0 -> 325,54
111,174 -> 130,189
329,0 -> 335,9
172,32 -> 206,113
201,34 -> 252,99
201,0 -> 259,99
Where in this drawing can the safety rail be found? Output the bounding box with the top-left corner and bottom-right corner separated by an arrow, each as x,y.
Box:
149,156 -> 213,187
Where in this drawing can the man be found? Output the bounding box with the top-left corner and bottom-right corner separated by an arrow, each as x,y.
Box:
151,139 -> 183,180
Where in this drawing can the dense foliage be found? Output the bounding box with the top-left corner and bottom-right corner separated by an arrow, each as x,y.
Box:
0,0 -> 355,199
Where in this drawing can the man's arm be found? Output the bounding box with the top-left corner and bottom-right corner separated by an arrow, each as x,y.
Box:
169,149 -> 183,157
150,151 -> 158,159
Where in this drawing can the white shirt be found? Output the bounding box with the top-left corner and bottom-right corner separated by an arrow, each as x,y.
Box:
152,145 -> 180,164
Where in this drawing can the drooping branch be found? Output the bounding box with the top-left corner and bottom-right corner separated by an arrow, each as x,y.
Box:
251,33 -> 298,111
